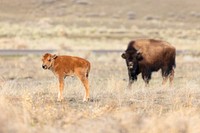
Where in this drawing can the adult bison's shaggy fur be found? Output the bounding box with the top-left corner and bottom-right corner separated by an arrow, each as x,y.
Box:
121,39 -> 176,88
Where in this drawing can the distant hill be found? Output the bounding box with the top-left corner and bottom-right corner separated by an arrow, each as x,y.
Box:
0,0 -> 199,27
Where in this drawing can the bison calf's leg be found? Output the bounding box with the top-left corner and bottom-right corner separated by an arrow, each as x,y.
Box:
81,77 -> 90,102
76,71 -> 90,102
57,77 -> 64,102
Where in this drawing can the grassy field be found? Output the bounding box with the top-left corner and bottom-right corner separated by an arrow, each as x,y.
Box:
0,0 -> 200,133
0,53 -> 200,133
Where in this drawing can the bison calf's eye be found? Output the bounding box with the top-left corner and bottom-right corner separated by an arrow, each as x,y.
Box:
48,59 -> 51,62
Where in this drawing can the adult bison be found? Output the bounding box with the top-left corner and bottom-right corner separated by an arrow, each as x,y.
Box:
121,39 -> 176,88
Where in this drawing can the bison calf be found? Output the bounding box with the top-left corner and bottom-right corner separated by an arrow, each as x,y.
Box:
42,53 -> 90,102
121,39 -> 176,88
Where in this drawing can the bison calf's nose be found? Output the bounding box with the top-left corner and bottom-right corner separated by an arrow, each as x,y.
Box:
42,65 -> 46,69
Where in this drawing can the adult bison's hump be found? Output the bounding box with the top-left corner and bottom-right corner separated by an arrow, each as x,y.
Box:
129,39 -> 176,64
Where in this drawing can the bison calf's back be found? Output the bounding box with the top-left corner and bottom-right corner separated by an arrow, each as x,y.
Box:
42,53 -> 91,102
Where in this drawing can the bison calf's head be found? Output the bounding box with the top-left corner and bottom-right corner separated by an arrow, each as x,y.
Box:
42,53 -> 57,70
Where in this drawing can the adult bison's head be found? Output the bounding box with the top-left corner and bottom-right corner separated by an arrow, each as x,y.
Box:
121,50 -> 143,67
42,53 -> 57,69
121,50 -> 143,78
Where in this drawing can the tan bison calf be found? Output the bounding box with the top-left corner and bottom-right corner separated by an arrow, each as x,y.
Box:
42,53 -> 90,102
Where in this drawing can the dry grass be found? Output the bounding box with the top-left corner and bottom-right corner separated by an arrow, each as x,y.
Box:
0,53 -> 200,133
0,22 -> 200,51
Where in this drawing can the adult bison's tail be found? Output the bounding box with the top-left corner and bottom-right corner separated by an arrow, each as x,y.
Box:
173,49 -> 176,69
173,60 -> 176,69
172,56 -> 176,69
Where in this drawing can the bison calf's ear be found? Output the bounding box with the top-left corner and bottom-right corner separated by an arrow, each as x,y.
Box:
52,54 -> 58,59
121,53 -> 126,59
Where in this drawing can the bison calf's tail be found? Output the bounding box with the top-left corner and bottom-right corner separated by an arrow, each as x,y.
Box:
86,63 -> 91,78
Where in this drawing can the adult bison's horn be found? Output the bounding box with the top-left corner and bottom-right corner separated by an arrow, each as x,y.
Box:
136,49 -> 142,54
136,50 -> 143,60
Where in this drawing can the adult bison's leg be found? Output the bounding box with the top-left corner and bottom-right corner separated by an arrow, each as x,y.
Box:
128,79 -> 134,89
162,66 -> 174,86
169,67 -> 175,87
57,76 -> 64,102
161,67 -> 169,85
127,69 -> 132,89
127,69 -> 136,89
162,77 -> 168,85
142,71 -> 151,87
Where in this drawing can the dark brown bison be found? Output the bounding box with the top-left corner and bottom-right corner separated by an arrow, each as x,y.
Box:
121,39 -> 176,88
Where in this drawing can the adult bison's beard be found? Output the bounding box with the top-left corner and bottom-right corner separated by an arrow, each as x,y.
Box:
128,68 -> 138,81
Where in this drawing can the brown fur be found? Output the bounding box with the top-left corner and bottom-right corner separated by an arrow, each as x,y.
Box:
122,39 -> 176,88
42,53 -> 91,102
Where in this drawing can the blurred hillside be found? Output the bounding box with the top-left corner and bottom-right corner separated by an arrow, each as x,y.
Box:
0,0 -> 199,51
0,0 -> 200,28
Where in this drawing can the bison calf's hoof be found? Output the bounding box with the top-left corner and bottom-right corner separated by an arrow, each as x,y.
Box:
57,98 -> 64,102
83,98 -> 90,102
57,99 -> 62,102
